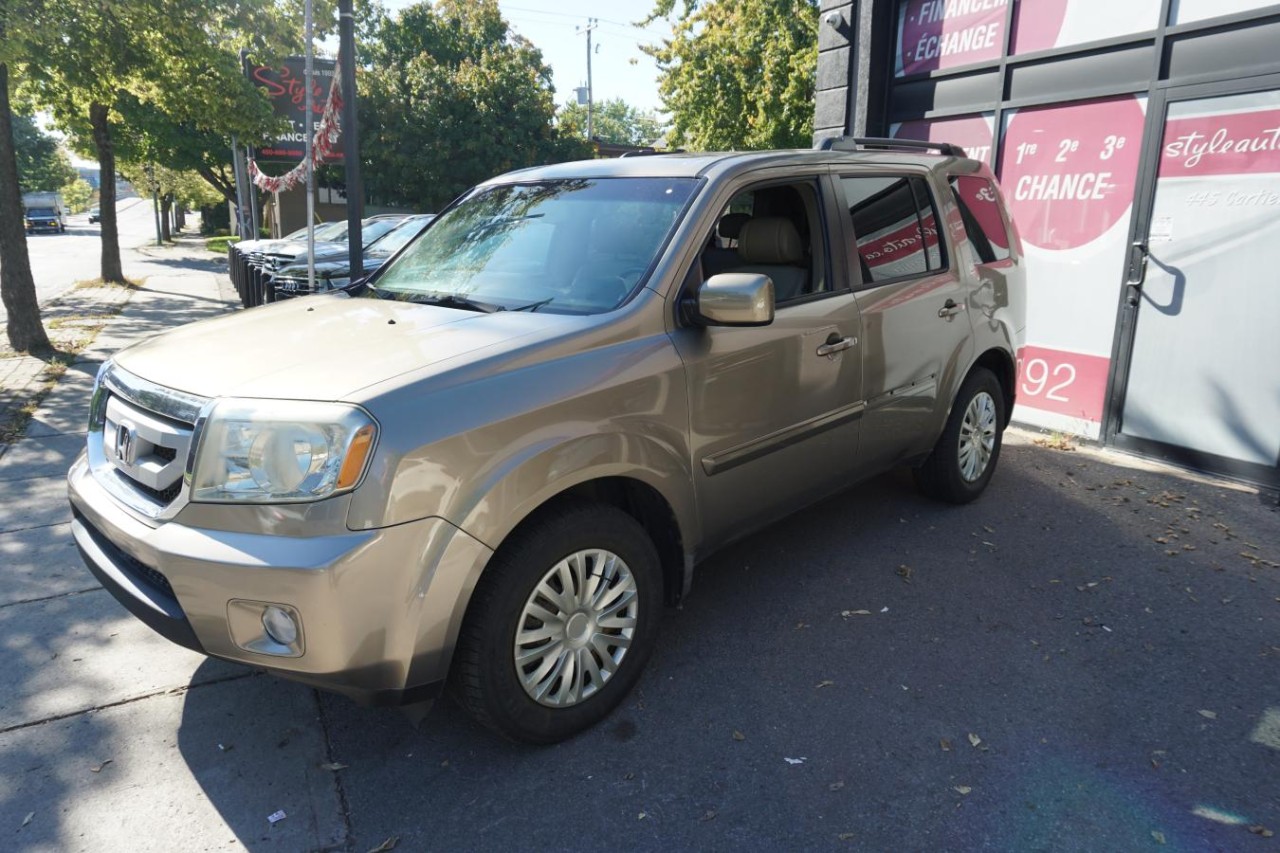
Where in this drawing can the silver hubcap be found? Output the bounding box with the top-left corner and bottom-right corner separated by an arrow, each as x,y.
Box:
958,391 -> 997,483
514,549 -> 638,708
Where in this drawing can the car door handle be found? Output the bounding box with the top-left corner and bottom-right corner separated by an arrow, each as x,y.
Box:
938,299 -> 965,318
816,334 -> 856,357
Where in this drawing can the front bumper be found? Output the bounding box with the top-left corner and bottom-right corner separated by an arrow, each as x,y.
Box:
68,453 -> 493,706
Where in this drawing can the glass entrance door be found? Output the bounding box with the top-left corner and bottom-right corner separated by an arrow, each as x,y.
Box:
1109,83 -> 1280,487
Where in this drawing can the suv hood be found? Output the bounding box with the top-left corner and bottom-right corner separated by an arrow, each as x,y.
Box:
112,295 -> 566,401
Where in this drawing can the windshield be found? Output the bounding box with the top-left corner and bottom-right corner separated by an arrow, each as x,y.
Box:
367,216 -> 433,258
28,208 -> 56,216
371,178 -> 698,314
283,221 -> 346,242
360,217 -> 403,248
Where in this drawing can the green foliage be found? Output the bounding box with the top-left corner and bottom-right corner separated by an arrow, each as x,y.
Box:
360,0 -> 591,211
645,0 -> 818,151
60,176 -> 92,213
11,112 -> 77,192
557,98 -> 668,148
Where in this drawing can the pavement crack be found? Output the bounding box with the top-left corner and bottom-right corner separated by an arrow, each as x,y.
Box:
0,585 -> 102,610
0,670 -> 260,736
314,689 -> 354,852
0,519 -> 74,536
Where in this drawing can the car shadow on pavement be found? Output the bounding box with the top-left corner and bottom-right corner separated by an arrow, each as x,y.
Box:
175,442 -> 1280,851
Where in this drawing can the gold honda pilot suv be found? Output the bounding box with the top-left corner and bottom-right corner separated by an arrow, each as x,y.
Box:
68,139 -> 1025,743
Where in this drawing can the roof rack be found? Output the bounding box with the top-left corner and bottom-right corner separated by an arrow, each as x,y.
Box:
618,147 -> 686,158
816,136 -> 967,158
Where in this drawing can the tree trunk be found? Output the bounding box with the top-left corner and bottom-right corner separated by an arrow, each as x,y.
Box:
160,194 -> 171,242
89,102 -> 124,283
175,205 -> 185,232
0,61 -> 52,352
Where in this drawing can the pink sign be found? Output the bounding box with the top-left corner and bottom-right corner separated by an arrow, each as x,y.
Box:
893,114 -> 995,163
1009,0 -> 1070,54
896,0 -> 1008,76
1016,345 -> 1110,422
1000,96 -> 1145,250
1160,109 -> 1280,177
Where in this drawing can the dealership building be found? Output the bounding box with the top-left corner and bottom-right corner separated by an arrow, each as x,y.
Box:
816,0 -> 1279,488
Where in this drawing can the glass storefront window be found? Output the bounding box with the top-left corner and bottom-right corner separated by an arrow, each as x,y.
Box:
1169,0 -> 1277,25
894,0 -> 1008,77
891,113 -> 996,164
1010,0 -> 1162,54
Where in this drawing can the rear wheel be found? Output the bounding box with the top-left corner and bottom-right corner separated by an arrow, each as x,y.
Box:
914,367 -> 1005,504
450,501 -> 662,743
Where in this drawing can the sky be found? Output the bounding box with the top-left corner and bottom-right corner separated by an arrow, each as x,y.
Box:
381,0 -> 673,115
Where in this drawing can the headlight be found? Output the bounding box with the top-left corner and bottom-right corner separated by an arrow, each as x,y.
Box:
189,400 -> 377,503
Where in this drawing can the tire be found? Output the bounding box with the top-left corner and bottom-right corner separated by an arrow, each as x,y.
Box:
450,501 -> 663,744
914,366 -> 1005,504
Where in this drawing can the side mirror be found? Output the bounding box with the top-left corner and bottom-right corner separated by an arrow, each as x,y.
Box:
687,273 -> 775,327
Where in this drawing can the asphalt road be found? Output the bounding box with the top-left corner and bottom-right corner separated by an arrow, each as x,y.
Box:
4,195 -> 156,324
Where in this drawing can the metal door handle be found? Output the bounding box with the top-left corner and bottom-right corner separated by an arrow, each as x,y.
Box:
938,298 -> 965,318
1126,240 -> 1148,305
816,335 -> 855,357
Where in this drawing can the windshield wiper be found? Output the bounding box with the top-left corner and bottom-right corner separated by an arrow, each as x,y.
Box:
505,297 -> 554,313
405,292 -> 502,313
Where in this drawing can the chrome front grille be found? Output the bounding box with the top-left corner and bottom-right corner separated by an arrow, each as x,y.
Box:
88,364 -> 211,521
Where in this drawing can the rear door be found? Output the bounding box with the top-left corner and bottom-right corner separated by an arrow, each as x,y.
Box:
833,168 -> 974,473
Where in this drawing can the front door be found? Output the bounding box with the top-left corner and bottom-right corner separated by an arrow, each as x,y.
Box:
1107,79 -> 1280,487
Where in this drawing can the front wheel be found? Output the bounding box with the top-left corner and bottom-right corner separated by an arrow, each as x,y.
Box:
914,367 -> 1005,504
450,501 -> 663,743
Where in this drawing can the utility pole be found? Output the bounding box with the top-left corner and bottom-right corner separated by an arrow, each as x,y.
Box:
304,0 -> 315,295
339,0 -> 363,281
577,18 -> 597,140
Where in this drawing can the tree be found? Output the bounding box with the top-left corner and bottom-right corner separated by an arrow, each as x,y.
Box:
12,113 -> 78,192
645,0 -> 818,151
0,11 -> 51,351
557,98 -> 667,148
360,0 -> 591,211
20,0 -> 303,282
61,176 -> 93,213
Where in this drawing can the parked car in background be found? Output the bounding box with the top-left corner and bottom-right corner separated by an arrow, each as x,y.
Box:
272,214 -> 435,296
88,207 -> 101,224
228,217 -> 407,308
70,139 -> 1024,743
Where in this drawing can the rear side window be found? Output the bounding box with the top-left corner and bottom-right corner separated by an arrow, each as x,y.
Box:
841,176 -> 945,284
949,176 -> 1011,264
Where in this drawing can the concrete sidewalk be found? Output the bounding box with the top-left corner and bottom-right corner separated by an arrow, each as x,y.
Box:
0,238 -> 346,851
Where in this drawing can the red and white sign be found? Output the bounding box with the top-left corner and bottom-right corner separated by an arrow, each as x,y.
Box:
895,0 -> 1009,77
1160,110 -> 1280,177
892,113 -> 995,163
1016,346 -> 1110,423
1000,97 -> 1145,251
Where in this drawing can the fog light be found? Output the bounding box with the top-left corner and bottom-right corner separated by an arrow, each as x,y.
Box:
262,605 -> 299,646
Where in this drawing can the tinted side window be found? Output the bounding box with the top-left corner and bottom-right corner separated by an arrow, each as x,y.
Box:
949,176 -> 1011,264
841,176 -> 944,284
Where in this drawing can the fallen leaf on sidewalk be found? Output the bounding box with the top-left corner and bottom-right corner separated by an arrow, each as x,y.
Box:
21,812 -> 34,828
1248,825 -> 1275,838
699,810 -> 717,822
367,836 -> 400,852
940,738 -> 952,751
837,832 -> 857,841
968,733 -> 982,747
320,762 -> 349,772
1151,829 -> 1166,844
815,680 -> 835,689
1198,710 -> 1217,719
267,810 -> 286,824
732,730 -> 746,741
784,757 -> 806,765
829,781 -> 845,791
953,786 -> 972,795
841,609 -> 871,617
90,759 -> 113,773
